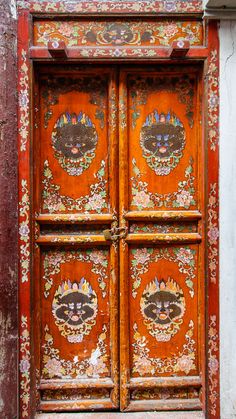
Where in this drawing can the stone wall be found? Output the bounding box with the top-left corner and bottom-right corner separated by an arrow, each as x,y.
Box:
0,0 -> 18,417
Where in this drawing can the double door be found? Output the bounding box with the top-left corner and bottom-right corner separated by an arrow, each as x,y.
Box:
33,65 -> 204,412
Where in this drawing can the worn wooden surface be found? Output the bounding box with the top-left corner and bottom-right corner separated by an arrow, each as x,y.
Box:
36,412 -> 205,418
17,6 -> 220,417
0,0 -> 18,418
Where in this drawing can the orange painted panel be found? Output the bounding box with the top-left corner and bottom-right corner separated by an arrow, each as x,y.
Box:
36,70 -> 115,215
33,20 -> 203,48
126,70 -> 201,212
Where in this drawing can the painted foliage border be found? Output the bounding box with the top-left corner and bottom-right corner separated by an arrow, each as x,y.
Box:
17,3 -> 219,418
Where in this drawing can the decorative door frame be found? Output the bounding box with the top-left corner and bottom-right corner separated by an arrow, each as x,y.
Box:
17,2 -> 219,417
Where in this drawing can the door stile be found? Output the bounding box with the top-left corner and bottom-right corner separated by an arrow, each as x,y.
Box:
107,69 -> 119,407
119,70 -> 130,411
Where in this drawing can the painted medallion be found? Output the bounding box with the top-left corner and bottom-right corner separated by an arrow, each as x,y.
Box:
140,277 -> 185,342
52,112 -> 98,176
140,110 -> 185,175
52,278 -> 98,343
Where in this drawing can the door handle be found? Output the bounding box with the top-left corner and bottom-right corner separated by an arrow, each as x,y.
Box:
103,226 -> 127,241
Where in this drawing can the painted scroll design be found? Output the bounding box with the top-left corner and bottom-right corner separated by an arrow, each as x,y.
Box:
42,324 -> 109,379
140,110 -> 186,175
19,315 -> 30,418
35,21 -> 202,48
43,249 -> 109,298
208,50 -> 219,152
131,247 -> 196,298
130,223 -> 196,234
130,75 -> 195,128
19,180 -> 30,283
19,49 -> 29,152
132,387 -> 199,400
43,388 -> 110,401
208,183 -> 219,284
132,320 -> 196,376
131,158 -> 196,210
41,76 -> 106,129
140,277 -> 186,342
208,315 -> 219,416
18,1 -> 203,14
52,278 -> 98,343
42,159 -> 108,213
52,112 -> 98,176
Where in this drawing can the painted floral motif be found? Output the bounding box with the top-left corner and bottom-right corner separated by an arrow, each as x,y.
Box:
132,320 -> 196,376
132,386 -> 199,400
208,50 -> 219,152
208,183 -> 219,284
131,158 -> 196,210
130,223 -> 196,234
140,277 -> 185,341
19,49 -> 29,152
52,112 -> 98,176
131,247 -> 196,298
42,159 -> 108,213
140,110 -> 185,175
208,315 -> 219,416
43,388 -> 110,401
41,76 -> 106,129
19,315 -> 30,417
42,324 -> 109,379
34,20 -> 202,48
18,1 -> 203,15
19,180 -> 30,283
129,75 -> 195,129
43,249 -> 109,298
52,278 -> 98,343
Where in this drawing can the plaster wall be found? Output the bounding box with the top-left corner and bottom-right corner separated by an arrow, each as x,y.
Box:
219,20 -> 236,419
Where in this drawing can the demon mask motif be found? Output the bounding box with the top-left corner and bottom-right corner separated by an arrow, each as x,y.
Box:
140,110 -> 186,176
140,277 -> 185,342
52,278 -> 98,343
52,112 -> 98,176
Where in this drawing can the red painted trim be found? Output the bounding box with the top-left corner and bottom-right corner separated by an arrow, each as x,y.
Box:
17,7 -> 219,419
29,46 -> 209,60
17,0 -> 203,14
18,9 -> 32,419
206,20 -> 220,419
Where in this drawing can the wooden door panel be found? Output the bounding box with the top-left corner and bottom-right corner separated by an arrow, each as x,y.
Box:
35,69 -> 117,218
34,65 -> 204,412
127,70 -> 200,214
34,68 -> 119,411
119,67 -> 204,412
36,246 -> 117,410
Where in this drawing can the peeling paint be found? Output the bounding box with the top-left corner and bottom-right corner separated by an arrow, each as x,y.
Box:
0,0 -> 18,417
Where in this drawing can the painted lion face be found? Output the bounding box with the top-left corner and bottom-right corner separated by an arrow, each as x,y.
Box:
142,289 -> 183,325
52,112 -> 98,176
140,278 -> 185,342
141,124 -> 185,160
140,110 -> 186,176
54,123 -> 98,160
52,279 -> 98,343
103,23 -> 133,45
55,291 -> 96,326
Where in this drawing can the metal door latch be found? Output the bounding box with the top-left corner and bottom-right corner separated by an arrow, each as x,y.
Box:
103,226 -> 127,241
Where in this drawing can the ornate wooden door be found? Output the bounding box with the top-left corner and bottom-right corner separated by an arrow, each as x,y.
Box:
33,65 -> 204,412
